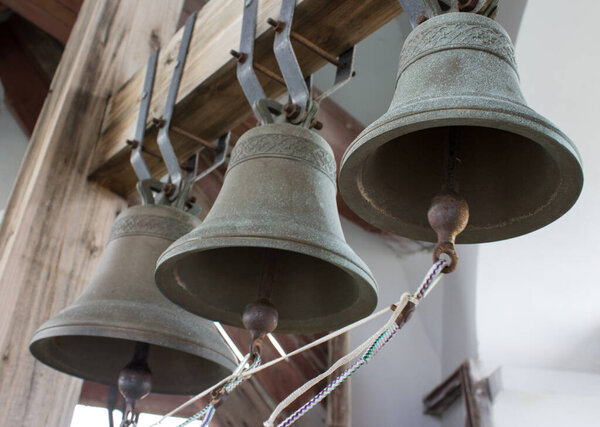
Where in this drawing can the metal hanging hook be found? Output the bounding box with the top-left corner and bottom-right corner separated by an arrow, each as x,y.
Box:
233,0 -> 268,118
271,0 -> 311,123
233,0 -> 356,127
126,50 -> 165,205
154,12 -> 198,201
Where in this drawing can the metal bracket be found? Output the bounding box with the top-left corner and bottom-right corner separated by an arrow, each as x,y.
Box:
127,50 -> 159,202
269,0 -> 356,124
272,0 -> 310,123
423,360 -> 493,427
192,133 -> 230,184
234,0 -> 267,116
155,11 -> 197,201
314,47 -> 355,102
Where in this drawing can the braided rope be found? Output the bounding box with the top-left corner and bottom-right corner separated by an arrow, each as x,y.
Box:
277,323 -> 399,427
151,259 -> 448,427
266,258 -> 448,427
175,354 -> 261,427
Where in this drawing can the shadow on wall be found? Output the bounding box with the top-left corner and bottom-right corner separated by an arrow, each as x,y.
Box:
341,218 -> 481,427
0,82 -> 30,211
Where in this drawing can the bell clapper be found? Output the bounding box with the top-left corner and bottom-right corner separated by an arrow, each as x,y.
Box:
242,251 -> 280,356
428,127 -> 470,273
117,342 -> 152,427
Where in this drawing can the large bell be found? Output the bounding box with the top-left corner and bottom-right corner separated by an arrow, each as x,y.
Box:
339,12 -> 583,243
155,123 -> 378,333
30,205 -> 237,395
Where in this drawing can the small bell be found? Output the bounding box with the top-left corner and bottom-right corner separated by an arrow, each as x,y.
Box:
30,205 -> 237,396
339,12 -> 583,243
155,123 -> 378,333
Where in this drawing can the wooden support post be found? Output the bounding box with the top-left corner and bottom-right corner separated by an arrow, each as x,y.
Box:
89,0 -> 403,197
0,1 -> 184,425
327,333 -> 351,426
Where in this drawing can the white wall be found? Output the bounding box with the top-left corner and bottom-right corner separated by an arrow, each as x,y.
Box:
489,367 -> 600,427
476,0 -> 600,375
0,82 -> 29,219
343,219 -> 444,427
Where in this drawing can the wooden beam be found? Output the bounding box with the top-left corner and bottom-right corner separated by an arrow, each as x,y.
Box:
0,1 -> 184,425
0,0 -> 81,43
89,0 -> 403,197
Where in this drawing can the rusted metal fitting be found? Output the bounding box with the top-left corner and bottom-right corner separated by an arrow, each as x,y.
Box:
310,120 -> 323,130
416,13 -> 429,25
427,191 -> 469,273
283,103 -> 301,120
458,0 -> 478,12
230,49 -> 248,64
392,300 -> 417,327
210,388 -> 229,408
242,298 -> 279,355
267,18 -> 285,33
162,182 -> 177,197
126,139 -> 139,149
151,117 -> 166,128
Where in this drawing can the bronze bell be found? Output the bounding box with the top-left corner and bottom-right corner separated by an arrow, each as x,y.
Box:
339,12 -> 583,243
30,205 -> 237,395
155,123 -> 378,334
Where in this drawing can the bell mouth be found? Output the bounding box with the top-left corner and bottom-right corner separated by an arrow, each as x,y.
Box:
30,329 -> 233,395
156,242 -> 378,334
340,111 -> 583,243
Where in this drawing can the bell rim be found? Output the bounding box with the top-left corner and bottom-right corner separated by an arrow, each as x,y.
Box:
155,234 -> 379,334
339,99 -> 584,243
30,323 -> 237,395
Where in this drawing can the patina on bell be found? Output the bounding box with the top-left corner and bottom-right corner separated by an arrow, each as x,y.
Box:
339,12 -> 583,243
155,123 -> 378,334
30,205 -> 237,395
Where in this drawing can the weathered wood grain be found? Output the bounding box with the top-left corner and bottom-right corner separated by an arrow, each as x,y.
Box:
89,0 -> 403,197
0,1 -> 184,425
327,334 -> 351,426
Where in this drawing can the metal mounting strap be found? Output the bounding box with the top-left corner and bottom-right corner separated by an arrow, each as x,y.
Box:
236,0 -> 267,113
192,133 -> 231,184
156,11 -> 197,199
128,50 -> 158,182
314,47 -> 356,102
272,0 -> 310,122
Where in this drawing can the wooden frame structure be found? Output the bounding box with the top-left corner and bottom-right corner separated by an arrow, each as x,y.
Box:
0,0 -> 405,425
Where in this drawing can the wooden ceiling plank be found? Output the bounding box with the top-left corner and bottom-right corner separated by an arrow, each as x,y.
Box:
89,0 -> 403,196
0,19 -> 50,136
0,0 -> 76,42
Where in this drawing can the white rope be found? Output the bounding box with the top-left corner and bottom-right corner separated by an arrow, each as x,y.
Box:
263,293 -> 414,427
149,353 -> 252,426
149,258 -> 448,426
148,303 -> 398,425
241,304 -> 397,379
264,258 -> 448,427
